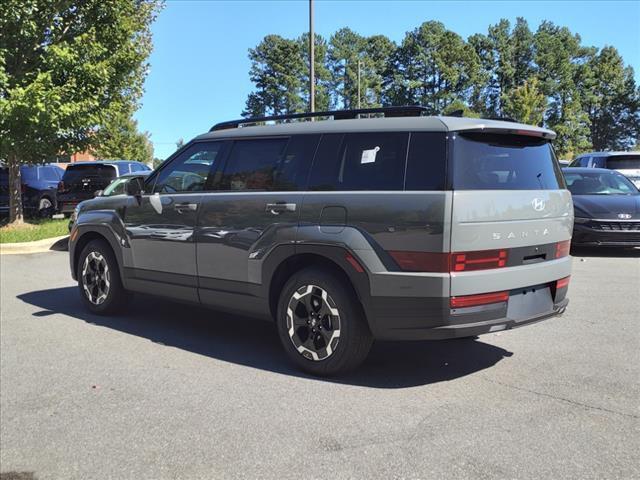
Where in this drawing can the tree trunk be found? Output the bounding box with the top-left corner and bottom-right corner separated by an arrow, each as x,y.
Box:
8,153 -> 24,225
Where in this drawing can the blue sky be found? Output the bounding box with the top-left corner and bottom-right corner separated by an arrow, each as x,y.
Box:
135,0 -> 640,159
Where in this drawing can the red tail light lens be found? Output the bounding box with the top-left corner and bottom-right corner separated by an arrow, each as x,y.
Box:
388,251 -> 449,272
555,240 -> 571,258
450,291 -> 509,308
556,276 -> 570,289
452,249 -> 508,272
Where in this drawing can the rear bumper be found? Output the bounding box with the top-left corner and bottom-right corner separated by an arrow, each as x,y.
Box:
572,225 -> 640,247
366,281 -> 569,341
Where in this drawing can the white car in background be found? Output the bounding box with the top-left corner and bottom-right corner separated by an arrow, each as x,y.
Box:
570,151 -> 640,188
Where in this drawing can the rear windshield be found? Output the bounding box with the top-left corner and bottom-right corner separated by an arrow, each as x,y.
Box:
21,166 -> 62,182
606,155 -> 640,170
452,133 -> 564,190
62,164 -> 117,182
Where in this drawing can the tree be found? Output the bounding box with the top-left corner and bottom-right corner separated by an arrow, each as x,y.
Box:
298,33 -> 331,111
503,77 -> 546,125
327,28 -> 366,109
534,21 -> 591,156
243,35 -> 306,117
383,21 -> 479,114
0,0 -> 161,223
93,107 -> 153,164
577,46 -> 640,150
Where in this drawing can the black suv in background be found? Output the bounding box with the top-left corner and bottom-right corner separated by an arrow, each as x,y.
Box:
57,161 -> 150,216
0,164 -> 64,217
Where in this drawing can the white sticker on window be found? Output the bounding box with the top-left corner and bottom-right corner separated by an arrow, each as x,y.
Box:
360,146 -> 380,164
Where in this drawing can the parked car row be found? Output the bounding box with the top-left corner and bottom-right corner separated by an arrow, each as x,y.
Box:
0,160 -> 151,218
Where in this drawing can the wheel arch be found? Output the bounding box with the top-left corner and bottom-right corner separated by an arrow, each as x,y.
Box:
71,226 -> 124,282
264,246 -> 372,325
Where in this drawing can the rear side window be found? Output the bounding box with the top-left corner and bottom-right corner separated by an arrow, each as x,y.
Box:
220,138 -> 289,191
405,132 -> 446,190
62,164 -> 117,182
607,155 -> 640,170
274,135 -> 320,191
452,133 -> 564,190
308,132 -> 408,191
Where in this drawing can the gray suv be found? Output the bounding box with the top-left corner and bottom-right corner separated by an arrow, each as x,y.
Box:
68,107 -> 573,375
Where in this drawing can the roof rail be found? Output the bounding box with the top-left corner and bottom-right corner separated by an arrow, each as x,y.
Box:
209,106 -> 428,132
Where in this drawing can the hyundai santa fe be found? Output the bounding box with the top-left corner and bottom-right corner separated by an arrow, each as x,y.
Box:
68,107 -> 573,375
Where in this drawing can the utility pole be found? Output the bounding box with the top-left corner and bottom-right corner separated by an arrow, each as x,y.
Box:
309,0 -> 315,113
357,59 -> 361,109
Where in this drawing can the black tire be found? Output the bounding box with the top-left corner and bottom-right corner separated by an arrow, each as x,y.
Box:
77,239 -> 128,315
276,267 -> 373,376
38,197 -> 54,218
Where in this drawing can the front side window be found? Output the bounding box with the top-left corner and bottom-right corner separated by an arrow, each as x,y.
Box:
152,142 -> 223,193
308,132 -> 408,191
219,138 -> 289,191
452,133 -> 564,190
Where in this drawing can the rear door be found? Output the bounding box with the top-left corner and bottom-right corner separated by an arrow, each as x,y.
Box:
449,132 -> 573,299
59,164 -> 117,210
196,135 -> 319,307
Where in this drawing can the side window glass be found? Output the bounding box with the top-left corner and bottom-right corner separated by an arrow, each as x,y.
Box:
153,142 -> 222,193
273,135 -> 320,191
583,156 -> 593,167
405,132 -> 447,190
308,132 -> 408,191
220,138 -> 289,191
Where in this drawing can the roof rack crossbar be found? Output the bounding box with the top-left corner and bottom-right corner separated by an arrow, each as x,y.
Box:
210,106 -> 428,131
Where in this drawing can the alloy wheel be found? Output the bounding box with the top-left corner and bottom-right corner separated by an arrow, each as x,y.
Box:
81,251 -> 111,305
286,285 -> 341,361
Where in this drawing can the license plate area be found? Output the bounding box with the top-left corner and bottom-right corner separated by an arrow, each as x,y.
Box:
506,285 -> 553,321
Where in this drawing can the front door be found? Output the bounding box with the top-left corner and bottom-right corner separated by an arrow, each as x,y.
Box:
123,141 -> 226,302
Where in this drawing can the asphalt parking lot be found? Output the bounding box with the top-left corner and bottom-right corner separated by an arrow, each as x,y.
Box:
1,249 -> 639,479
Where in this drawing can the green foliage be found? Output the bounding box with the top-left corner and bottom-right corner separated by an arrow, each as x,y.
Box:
298,33 -> 332,111
93,106 -> 153,164
0,0 -> 161,222
503,77 -> 546,125
243,35 -> 306,117
383,21 -> 479,114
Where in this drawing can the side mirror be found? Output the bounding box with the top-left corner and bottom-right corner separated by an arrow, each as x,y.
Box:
94,190 -> 103,197
126,177 -> 144,197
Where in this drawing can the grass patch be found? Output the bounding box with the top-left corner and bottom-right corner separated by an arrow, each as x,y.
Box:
0,218 -> 68,243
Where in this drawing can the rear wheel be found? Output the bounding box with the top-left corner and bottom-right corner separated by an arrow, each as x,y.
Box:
276,267 -> 373,376
77,239 -> 128,315
38,197 -> 53,218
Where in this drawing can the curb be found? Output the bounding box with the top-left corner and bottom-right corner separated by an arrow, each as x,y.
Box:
0,235 -> 69,255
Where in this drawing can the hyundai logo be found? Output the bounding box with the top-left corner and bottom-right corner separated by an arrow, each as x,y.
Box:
532,198 -> 546,212
618,213 -> 632,219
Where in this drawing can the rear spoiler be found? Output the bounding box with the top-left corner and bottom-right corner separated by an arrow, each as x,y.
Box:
460,127 -> 556,141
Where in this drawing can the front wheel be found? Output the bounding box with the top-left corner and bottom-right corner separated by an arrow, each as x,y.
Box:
77,239 -> 128,315
276,267 -> 373,376
38,197 -> 54,218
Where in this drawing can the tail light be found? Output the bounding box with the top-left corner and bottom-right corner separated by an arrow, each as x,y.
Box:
388,251 -> 449,272
388,249 -> 508,273
21,183 -> 26,194
556,276 -> 570,289
450,291 -> 509,308
451,249 -> 508,272
555,240 -> 571,258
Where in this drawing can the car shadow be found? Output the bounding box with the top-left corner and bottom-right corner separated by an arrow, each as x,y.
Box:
17,287 -> 513,389
571,246 -> 640,258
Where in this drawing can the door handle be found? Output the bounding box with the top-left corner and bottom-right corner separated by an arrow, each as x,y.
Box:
265,203 -> 297,215
174,202 -> 198,213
